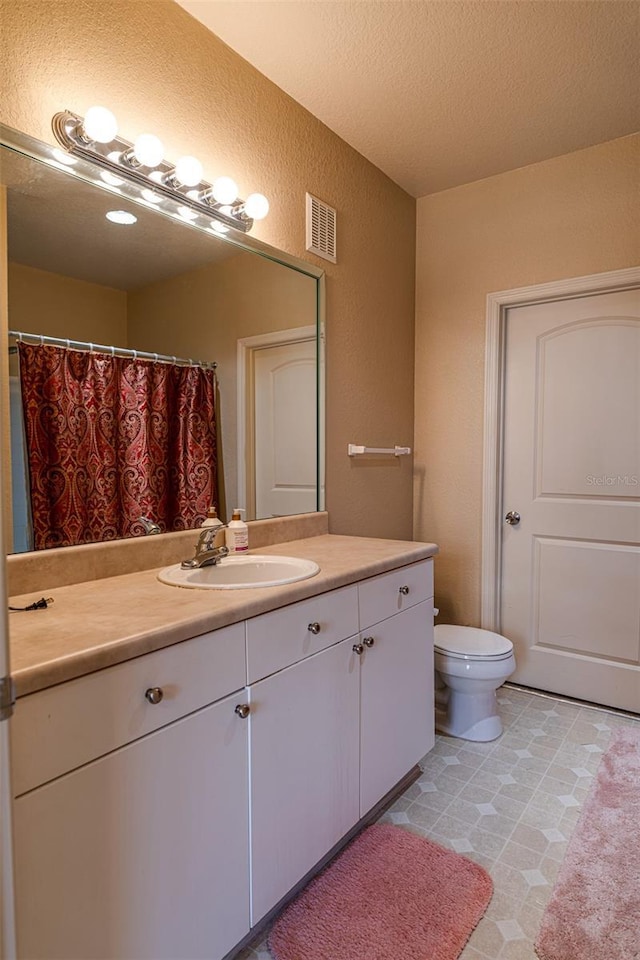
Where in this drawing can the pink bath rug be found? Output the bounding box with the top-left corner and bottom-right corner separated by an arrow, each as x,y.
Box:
535,725 -> 640,960
268,822 -> 492,960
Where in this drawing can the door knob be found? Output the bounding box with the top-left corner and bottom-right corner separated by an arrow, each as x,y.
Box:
235,703 -> 251,719
307,622 -> 321,634
505,511 -> 521,525
352,643 -> 364,656
144,686 -> 164,705
363,636 -> 375,648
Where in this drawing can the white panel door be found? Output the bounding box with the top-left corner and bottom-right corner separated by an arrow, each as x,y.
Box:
501,289 -> 640,711
13,694 -> 250,960
254,338 -> 317,517
248,637 -> 359,925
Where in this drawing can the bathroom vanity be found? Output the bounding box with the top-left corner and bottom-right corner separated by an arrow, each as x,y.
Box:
8,532 -> 436,960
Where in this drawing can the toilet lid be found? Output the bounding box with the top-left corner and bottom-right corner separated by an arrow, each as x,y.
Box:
434,624 -> 513,659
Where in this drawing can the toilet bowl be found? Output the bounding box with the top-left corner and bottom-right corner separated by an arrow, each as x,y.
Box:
434,624 -> 515,742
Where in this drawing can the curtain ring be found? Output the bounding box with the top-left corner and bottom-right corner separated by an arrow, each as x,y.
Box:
132,350 -> 137,360
111,345 -> 116,357
154,353 -> 159,362
89,342 -> 94,352
65,339 -> 70,349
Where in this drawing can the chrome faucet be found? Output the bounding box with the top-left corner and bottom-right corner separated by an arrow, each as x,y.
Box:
181,525 -> 230,569
139,515 -> 161,535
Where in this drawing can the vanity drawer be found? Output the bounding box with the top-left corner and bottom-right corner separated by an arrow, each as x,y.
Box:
246,584 -> 359,683
358,559 -> 434,629
11,622 -> 246,797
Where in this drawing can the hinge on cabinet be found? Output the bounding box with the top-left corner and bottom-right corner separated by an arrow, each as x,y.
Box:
0,676 -> 16,721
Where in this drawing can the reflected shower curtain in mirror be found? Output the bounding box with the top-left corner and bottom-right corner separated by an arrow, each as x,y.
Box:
18,343 -> 218,549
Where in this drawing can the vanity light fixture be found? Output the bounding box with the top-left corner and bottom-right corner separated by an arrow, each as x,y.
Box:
52,107 -> 269,233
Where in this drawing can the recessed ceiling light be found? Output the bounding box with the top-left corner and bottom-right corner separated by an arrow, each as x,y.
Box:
106,210 -> 137,225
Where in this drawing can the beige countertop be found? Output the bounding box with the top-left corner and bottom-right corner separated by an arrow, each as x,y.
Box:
9,534 -> 438,697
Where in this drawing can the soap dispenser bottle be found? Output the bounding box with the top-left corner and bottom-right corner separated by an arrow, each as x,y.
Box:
201,505 -> 223,529
226,508 -> 249,552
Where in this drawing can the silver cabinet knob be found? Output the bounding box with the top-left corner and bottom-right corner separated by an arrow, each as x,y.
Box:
235,703 -> 251,719
352,643 -> 364,656
363,636 -> 375,648
307,622 -> 321,635
505,511 -> 521,525
145,686 -> 164,705
399,585 -> 410,596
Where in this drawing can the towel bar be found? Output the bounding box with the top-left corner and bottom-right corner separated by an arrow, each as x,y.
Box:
348,444 -> 411,457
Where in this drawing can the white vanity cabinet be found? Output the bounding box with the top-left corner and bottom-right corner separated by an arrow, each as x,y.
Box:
245,563 -> 434,923
358,560 -> 435,814
10,554 -> 435,960
11,624 -> 251,960
245,586 -> 360,924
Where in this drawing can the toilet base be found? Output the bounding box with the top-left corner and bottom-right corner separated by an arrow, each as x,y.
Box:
435,688 -> 504,742
436,711 -> 503,742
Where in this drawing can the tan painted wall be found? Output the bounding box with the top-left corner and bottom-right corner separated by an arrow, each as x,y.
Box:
127,250 -> 316,519
414,134 -> 640,625
0,0 -> 416,541
8,263 -> 127,344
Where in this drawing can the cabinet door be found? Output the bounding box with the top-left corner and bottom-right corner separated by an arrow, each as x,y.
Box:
14,693 -> 250,960
249,637 -> 360,924
360,599 -> 434,815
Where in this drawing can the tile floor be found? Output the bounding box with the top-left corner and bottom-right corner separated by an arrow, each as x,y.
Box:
237,685 -> 639,960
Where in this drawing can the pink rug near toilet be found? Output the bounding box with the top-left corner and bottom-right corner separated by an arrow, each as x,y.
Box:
535,725 -> 640,960
268,823 -> 493,960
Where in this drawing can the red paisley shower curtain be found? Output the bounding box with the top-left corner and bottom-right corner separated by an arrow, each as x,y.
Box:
18,343 -> 218,550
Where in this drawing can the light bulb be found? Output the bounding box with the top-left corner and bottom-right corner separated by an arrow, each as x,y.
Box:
211,176 -> 238,205
83,106 -> 118,143
141,188 -> 162,204
244,193 -> 269,220
133,133 -> 164,168
52,148 -> 77,166
173,155 -> 203,187
100,170 -> 124,187
177,205 -> 197,221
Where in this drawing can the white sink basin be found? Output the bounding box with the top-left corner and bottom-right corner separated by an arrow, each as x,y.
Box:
158,554 -> 320,590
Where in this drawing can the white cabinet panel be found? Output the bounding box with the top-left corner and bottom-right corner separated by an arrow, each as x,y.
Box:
14,694 -> 250,960
12,622 -> 246,796
359,559 -> 433,630
248,637 -> 360,924
360,600 -> 434,815
246,583 -> 358,682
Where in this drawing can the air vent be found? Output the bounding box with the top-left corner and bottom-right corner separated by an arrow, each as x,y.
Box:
306,193 -> 337,263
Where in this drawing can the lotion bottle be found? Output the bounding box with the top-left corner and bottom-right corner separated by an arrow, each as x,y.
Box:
226,508 -> 249,552
201,505 -> 223,529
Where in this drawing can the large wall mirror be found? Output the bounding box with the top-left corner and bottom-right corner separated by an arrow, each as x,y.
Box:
1,125 -> 324,554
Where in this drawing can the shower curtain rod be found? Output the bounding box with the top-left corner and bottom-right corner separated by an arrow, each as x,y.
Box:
8,330 -> 217,371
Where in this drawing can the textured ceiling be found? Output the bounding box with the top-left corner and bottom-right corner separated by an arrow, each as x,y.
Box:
176,0 -> 640,197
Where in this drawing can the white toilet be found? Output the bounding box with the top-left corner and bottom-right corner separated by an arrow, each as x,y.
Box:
434,624 -> 516,742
